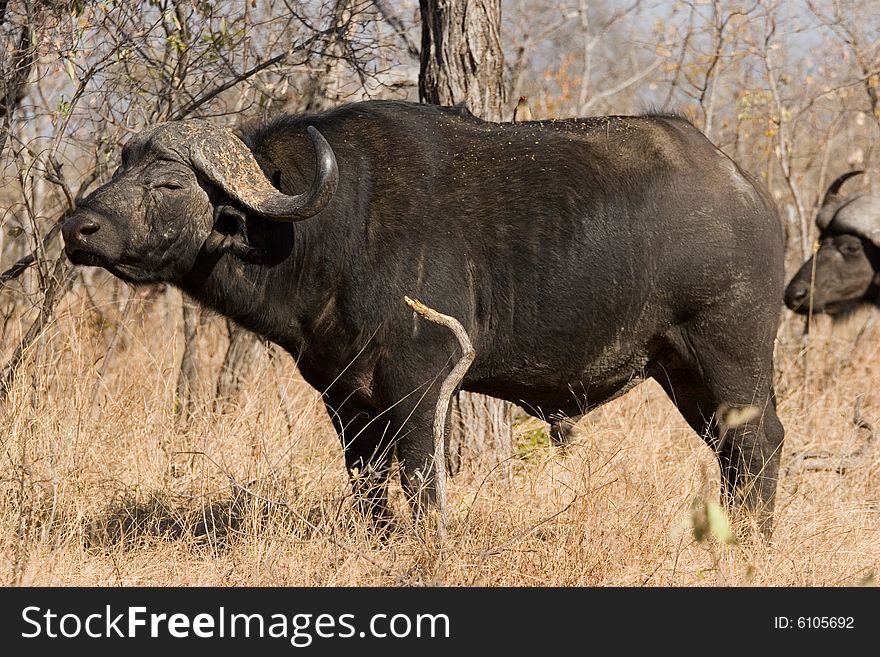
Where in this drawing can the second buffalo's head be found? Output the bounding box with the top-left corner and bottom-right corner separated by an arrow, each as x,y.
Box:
62,120 -> 338,284
784,171 -> 880,315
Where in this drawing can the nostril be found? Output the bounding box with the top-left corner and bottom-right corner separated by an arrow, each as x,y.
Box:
785,285 -> 812,308
79,220 -> 100,237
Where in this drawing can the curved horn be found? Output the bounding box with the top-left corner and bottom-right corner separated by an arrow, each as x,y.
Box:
190,124 -> 338,222
821,170 -> 864,208
829,195 -> 880,248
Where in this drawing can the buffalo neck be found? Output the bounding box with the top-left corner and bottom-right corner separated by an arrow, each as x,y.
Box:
178,214 -> 341,359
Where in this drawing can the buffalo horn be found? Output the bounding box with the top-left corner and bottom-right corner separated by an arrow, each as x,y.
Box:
828,195 -> 880,247
816,170 -> 864,231
820,170 -> 864,208
190,123 -> 338,222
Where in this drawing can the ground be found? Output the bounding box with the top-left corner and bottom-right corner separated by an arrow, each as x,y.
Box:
1,281 -> 878,586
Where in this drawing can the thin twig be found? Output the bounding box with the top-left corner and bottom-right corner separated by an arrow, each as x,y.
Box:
88,291 -> 134,420
1,156 -> 103,287
581,58 -> 662,114
175,301 -> 201,424
371,0 -> 419,59
0,253 -> 76,401
0,222 -> 63,285
171,52 -> 288,120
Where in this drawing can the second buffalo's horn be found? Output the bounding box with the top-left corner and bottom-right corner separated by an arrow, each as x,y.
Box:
820,170 -> 864,208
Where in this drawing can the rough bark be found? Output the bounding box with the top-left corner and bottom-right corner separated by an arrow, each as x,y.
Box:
0,19 -> 35,155
0,4 -> 71,402
175,300 -> 201,422
419,0 -> 513,480
419,0 -> 505,121
215,320 -> 265,404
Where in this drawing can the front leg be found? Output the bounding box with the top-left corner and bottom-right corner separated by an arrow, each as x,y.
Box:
395,405 -> 450,518
378,338 -> 459,521
322,393 -> 395,525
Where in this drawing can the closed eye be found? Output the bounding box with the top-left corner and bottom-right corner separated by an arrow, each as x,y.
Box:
149,181 -> 184,190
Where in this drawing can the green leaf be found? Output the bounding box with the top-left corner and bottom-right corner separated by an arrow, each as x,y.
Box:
57,95 -> 71,118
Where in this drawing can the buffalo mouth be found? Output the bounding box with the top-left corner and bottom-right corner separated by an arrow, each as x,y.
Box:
788,298 -> 858,316
821,299 -> 862,316
66,247 -> 161,285
65,247 -> 110,268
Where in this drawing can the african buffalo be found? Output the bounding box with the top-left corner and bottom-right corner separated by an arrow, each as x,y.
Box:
785,171 -> 880,315
62,100 -> 785,533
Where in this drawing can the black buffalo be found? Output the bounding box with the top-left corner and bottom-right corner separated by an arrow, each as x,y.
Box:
62,100 -> 785,533
785,171 -> 880,315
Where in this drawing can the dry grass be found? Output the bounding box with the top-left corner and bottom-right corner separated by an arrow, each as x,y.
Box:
1,280 -> 878,587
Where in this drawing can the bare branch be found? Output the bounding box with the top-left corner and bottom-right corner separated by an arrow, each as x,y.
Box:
372,0 -> 419,59
0,254 -> 76,401
581,57 -> 662,113
785,396 -> 876,476
0,223 -> 62,285
0,23 -> 36,154
171,52 -> 288,120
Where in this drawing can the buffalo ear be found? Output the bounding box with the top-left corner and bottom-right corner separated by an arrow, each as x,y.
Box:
204,205 -> 260,261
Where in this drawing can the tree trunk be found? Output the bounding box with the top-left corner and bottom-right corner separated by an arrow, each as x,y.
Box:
175,300 -> 201,423
419,0 -> 513,482
419,0 -> 505,121
0,12 -> 37,155
0,4 -> 68,403
215,320 -> 265,405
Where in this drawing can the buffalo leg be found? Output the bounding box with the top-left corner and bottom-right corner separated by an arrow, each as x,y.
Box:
322,394 -> 395,525
550,414 -> 582,445
652,331 -> 784,536
378,360 -> 458,520
394,397 -> 451,520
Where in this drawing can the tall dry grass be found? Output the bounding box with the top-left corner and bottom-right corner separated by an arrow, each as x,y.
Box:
1,275 -> 877,587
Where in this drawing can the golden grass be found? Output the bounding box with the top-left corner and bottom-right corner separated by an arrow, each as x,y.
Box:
1,282 -> 877,587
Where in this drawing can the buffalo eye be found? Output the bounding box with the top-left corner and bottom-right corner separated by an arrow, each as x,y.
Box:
839,241 -> 863,257
149,180 -> 184,191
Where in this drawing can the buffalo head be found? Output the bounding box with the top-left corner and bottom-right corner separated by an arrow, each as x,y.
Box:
62,120 -> 338,284
784,171 -> 880,315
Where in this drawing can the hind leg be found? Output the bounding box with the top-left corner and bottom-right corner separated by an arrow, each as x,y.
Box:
652,329 -> 784,536
716,396 -> 784,535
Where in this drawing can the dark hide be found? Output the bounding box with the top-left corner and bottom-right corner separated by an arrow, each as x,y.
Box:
63,100 -> 786,534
